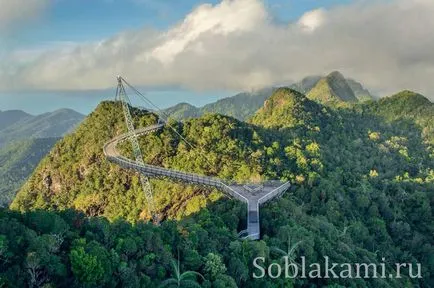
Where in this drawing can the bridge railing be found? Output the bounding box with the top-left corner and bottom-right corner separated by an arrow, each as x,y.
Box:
103,124 -> 164,156
257,182 -> 291,205
107,151 -> 291,207
107,154 -> 224,187
217,183 -> 249,203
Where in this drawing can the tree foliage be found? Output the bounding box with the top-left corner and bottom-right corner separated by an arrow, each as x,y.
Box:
0,138 -> 58,206
7,88 -> 434,287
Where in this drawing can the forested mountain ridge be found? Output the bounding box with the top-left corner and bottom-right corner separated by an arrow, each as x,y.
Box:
307,71 -> 359,105
12,102 -> 262,221
368,90 -> 434,144
162,102 -> 201,120
0,108 -> 84,206
290,73 -> 374,102
162,88 -> 275,121
163,71 -> 373,121
199,87 -> 275,120
7,88 -> 434,287
0,110 -> 32,131
249,87 -> 328,129
0,108 -> 84,148
0,138 -> 58,207
11,102 -> 163,220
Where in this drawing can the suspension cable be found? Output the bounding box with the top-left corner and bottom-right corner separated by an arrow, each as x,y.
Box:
119,77 -> 214,168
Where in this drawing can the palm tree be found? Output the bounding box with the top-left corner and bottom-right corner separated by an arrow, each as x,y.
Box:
159,256 -> 204,288
271,236 -> 303,275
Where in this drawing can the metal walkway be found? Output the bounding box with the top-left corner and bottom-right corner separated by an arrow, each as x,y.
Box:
103,123 -> 290,240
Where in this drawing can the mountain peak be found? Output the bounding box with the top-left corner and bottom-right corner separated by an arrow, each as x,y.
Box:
263,87 -> 306,106
163,102 -> 200,120
394,90 -> 430,100
380,90 -> 432,106
0,110 -> 32,131
263,87 -> 305,108
372,90 -> 433,143
250,87 -> 325,129
306,71 -> 359,105
51,108 -> 84,115
327,70 -> 345,79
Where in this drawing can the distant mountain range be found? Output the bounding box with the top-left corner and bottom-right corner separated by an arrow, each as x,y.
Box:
162,87 -> 275,121
163,71 -> 374,121
0,110 -> 32,131
0,108 -> 84,148
0,108 -> 84,206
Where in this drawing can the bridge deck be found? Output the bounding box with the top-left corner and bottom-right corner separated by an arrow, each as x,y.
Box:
103,124 -> 290,240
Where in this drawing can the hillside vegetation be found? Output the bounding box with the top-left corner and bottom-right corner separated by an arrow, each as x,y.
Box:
0,108 -> 83,205
8,89 -> 434,287
369,90 -> 434,144
0,108 -> 84,148
0,138 -> 58,206
12,102 -> 232,221
249,88 -> 326,129
307,71 -> 358,105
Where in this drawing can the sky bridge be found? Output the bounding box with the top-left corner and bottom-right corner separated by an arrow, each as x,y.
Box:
103,122 -> 290,240
103,76 -> 290,240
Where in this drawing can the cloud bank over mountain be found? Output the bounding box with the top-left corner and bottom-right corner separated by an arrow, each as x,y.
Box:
1,0 -> 434,99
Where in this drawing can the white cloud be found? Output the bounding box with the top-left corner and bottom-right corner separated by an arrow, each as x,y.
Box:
148,0 -> 267,64
297,9 -> 326,32
1,0 -> 434,99
0,0 -> 50,31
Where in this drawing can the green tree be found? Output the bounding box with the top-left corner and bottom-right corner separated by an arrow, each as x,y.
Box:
271,236 -> 303,276
212,274 -> 237,288
0,235 -> 8,265
69,246 -> 104,285
160,256 -> 204,288
203,253 -> 226,281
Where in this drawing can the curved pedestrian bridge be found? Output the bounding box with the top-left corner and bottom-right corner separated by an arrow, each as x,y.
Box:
103,123 -> 291,240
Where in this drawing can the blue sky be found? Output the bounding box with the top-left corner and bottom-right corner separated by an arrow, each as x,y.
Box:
7,0 -> 205,47
1,0 -> 433,114
9,0 -> 351,46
